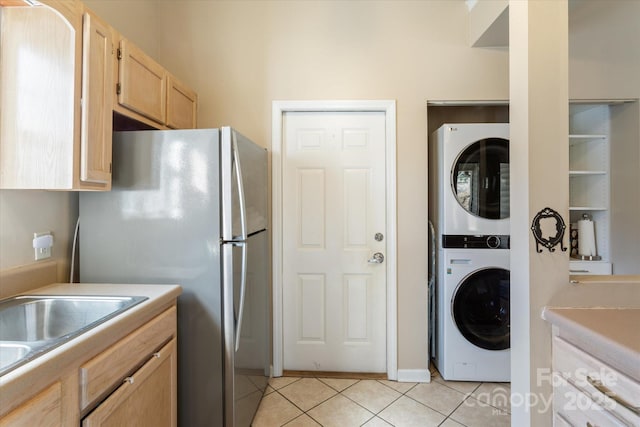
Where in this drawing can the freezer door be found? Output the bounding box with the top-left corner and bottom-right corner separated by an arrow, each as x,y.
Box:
221,127 -> 268,241
222,230 -> 270,427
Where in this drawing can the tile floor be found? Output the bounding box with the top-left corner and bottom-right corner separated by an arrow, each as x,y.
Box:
252,367 -> 510,427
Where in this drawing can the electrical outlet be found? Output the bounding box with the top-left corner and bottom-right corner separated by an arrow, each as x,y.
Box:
35,246 -> 51,260
33,232 -> 53,261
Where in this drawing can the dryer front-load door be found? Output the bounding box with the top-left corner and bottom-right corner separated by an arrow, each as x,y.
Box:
452,138 -> 509,220
452,267 -> 510,351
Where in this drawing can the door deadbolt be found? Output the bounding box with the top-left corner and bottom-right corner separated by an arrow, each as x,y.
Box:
374,233 -> 384,242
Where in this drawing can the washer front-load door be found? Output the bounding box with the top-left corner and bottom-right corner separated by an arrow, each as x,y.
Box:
452,268 -> 510,350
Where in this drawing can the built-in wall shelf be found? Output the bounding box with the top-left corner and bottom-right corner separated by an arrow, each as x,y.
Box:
569,171 -> 606,176
569,134 -> 606,140
569,206 -> 607,211
568,103 -> 611,274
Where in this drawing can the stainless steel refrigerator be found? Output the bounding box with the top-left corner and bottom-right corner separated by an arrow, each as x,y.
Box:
79,127 -> 270,427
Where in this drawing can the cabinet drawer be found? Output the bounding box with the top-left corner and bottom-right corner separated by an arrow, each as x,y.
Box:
82,339 -> 176,427
553,373 -> 627,426
80,306 -> 176,409
553,337 -> 640,425
569,261 -> 612,275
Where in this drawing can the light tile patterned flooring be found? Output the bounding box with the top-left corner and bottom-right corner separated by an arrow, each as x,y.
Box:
252,367 -> 510,427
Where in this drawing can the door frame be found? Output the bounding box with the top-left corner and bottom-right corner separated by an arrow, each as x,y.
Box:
271,100 -> 397,379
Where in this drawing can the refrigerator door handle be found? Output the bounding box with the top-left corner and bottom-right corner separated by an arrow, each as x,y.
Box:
221,242 -> 236,427
235,241 -> 248,352
232,132 -> 248,241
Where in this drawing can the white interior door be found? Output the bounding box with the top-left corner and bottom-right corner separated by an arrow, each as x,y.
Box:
282,111 -> 387,373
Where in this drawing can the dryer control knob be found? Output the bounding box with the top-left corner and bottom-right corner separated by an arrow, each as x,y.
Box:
487,235 -> 501,249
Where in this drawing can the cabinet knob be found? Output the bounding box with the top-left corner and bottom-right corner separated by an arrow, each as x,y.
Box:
123,376 -> 134,384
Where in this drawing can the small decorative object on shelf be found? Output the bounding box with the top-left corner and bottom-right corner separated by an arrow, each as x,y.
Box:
570,223 -> 579,257
573,213 -> 601,260
531,207 -> 568,253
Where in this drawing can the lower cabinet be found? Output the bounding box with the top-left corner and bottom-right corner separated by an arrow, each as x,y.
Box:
82,339 -> 176,427
551,336 -> 640,426
79,306 -> 177,426
0,382 -> 62,427
79,306 -> 176,410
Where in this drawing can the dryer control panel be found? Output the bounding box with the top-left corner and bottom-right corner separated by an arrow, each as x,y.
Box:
442,234 -> 510,249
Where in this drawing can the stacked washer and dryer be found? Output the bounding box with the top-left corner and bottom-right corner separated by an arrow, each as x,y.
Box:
431,123 -> 511,382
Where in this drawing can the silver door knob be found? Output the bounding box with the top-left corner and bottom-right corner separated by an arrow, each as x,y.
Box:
368,252 -> 384,264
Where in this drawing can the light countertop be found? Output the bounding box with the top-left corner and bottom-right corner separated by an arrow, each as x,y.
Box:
542,278 -> 640,381
0,283 -> 182,416
542,307 -> 640,381
26,282 -> 182,302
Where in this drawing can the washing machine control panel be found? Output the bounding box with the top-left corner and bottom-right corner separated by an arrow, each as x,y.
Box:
442,234 -> 510,249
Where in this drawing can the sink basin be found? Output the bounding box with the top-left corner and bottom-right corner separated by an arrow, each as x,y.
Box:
0,343 -> 31,370
0,295 -> 147,376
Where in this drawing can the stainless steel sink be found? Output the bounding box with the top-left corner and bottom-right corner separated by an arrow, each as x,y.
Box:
0,295 -> 147,376
0,343 -> 32,371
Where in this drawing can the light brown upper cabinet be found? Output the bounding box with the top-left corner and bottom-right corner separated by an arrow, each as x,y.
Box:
0,1 -> 113,190
167,75 -> 198,129
114,37 -> 197,130
81,10 -> 113,185
0,0 -> 197,190
116,39 -> 167,125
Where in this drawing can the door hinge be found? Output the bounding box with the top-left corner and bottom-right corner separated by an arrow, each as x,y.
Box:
116,83 -> 121,95
116,47 -> 122,60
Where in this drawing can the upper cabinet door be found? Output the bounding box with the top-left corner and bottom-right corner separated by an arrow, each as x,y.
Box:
81,11 -> 113,184
0,5 -> 76,189
118,39 -> 167,124
166,75 -> 197,129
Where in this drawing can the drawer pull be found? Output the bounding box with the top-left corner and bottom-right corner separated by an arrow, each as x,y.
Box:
123,376 -> 134,385
586,376 -> 640,415
570,269 -> 590,273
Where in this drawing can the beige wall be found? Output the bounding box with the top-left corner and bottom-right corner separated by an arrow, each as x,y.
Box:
0,191 -> 77,273
154,0 -> 510,371
569,0 -> 640,99
84,0 -> 160,60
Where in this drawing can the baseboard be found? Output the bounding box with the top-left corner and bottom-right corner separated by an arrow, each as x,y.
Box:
396,369 -> 431,383
283,370 -> 387,380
